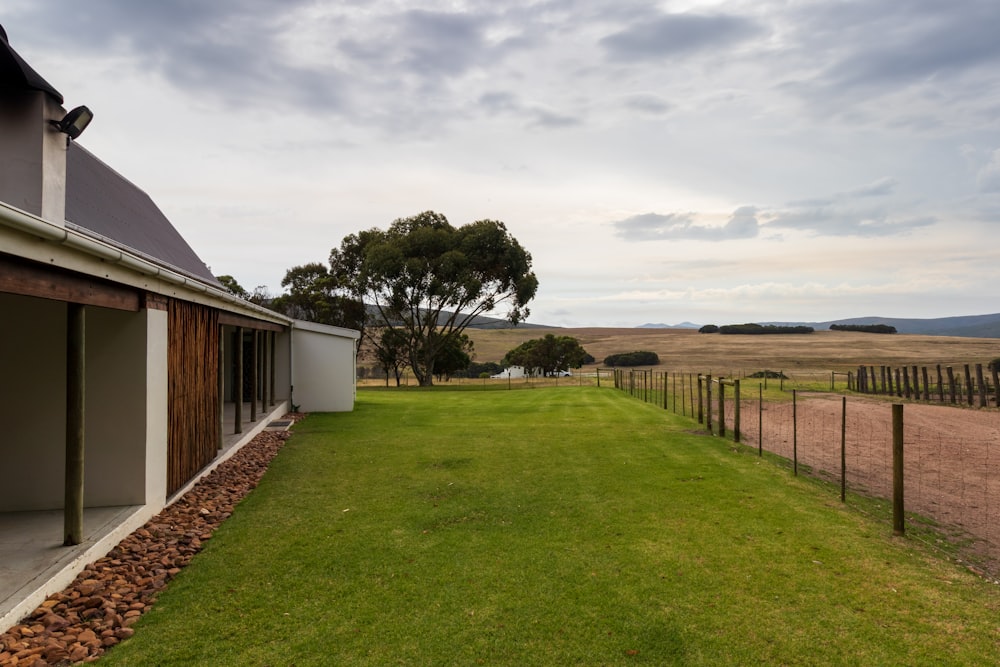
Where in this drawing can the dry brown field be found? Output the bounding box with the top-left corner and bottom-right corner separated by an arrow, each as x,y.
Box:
460,327 -> 1000,374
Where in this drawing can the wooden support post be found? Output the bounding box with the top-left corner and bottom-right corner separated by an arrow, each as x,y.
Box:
921,367 -> 930,401
911,365 -> 919,399
947,366 -> 956,403
64,303 -> 85,546
234,327 -> 243,434
892,404 -> 905,536
886,367 -> 894,396
250,330 -> 258,423
936,365 -> 945,403
902,366 -> 911,399
217,325 -> 225,450
269,331 -> 276,407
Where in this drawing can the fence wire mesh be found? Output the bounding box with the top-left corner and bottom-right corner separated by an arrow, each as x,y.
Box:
608,369 -> 1000,576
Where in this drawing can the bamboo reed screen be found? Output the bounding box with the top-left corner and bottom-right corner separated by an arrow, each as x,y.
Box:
167,300 -> 220,494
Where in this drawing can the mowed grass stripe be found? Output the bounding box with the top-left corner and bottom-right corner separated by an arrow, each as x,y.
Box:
100,388 -> 1000,666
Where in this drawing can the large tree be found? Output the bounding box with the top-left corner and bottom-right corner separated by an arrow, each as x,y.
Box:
330,211 -> 537,386
503,334 -> 590,377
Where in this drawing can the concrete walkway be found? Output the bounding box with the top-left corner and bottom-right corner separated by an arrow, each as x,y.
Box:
0,399 -> 290,632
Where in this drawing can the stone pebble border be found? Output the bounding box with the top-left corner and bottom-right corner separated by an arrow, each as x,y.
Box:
0,414 -> 303,666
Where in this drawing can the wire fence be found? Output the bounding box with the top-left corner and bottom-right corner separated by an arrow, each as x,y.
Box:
605,368 -> 1000,577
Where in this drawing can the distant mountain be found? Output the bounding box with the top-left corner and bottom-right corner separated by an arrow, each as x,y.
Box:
637,322 -> 701,329
763,313 -> 1000,338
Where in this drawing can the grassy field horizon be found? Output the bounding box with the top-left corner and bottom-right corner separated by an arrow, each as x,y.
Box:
100,388 -> 1000,665
456,327 -> 1000,374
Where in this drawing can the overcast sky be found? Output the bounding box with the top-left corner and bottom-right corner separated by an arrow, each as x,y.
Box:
7,1 -> 1000,326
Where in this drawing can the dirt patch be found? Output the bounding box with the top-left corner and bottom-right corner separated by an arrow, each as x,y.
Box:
731,394 -> 1000,573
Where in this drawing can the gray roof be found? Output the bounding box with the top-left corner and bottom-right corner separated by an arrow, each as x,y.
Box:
66,142 -> 220,286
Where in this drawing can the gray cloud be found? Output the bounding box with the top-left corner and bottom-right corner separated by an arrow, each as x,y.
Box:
766,208 -> 935,237
614,207 -> 759,242
476,91 -> 581,129
776,0 -> 1000,124
600,12 -> 762,62
623,93 -> 673,115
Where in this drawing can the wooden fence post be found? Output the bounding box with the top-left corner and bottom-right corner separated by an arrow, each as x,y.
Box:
964,364 -> 974,406
758,383 -> 763,456
992,364 -> 1000,408
976,364 -> 987,408
892,404 -> 905,536
706,375 -> 713,435
792,389 -> 798,476
911,365 -> 919,400
921,367 -> 930,401
718,379 -> 726,438
947,366 -> 957,404
734,379 -> 741,443
840,396 -> 847,503
886,367 -> 894,396
902,366 -> 911,399
697,375 -> 704,424
936,365 -> 944,403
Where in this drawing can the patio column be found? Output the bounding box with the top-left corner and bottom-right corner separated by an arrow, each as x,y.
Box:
234,327 -> 243,434
268,330 -> 276,407
250,330 -> 258,423
64,302 -> 85,546
217,325 -> 225,449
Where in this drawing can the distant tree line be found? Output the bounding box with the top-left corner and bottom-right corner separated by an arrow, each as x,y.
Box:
603,350 -> 660,366
830,324 -> 897,334
718,323 -> 814,335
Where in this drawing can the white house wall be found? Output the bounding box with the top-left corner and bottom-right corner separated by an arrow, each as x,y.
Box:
0,293 -> 166,511
0,293 -> 66,511
291,321 -> 358,413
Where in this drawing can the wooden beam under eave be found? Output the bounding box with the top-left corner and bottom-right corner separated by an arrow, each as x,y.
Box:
218,311 -> 284,332
64,302 -> 85,546
0,252 -> 140,311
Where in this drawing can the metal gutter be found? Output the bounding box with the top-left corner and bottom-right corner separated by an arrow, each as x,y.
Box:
0,199 -> 291,325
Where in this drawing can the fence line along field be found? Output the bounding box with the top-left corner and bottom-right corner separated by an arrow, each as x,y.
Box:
459,327 -> 999,374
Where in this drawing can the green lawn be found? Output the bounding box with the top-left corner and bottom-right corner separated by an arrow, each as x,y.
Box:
100,387 -> 1000,666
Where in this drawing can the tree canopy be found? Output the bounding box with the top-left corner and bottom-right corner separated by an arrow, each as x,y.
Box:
503,334 -> 590,377
269,263 -> 367,334
330,211 -> 537,386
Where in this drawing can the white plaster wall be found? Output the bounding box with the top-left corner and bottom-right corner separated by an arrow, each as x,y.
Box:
143,308 -> 168,508
0,293 -> 66,511
82,307 -> 150,507
274,329 -> 291,402
291,322 -> 358,412
0,295 -> 163,510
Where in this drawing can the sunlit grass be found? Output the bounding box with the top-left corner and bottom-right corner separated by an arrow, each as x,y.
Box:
100,388 -> 1000,666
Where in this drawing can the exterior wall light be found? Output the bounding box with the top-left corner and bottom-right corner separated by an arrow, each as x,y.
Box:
50,105 -> 93,140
